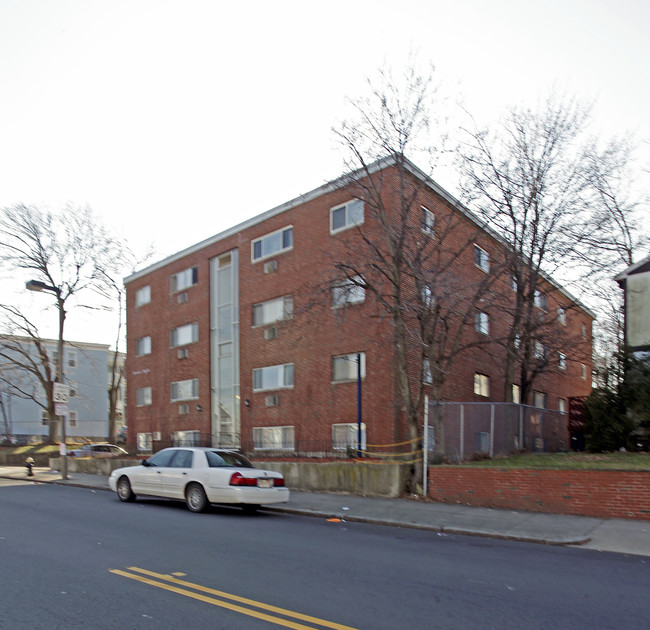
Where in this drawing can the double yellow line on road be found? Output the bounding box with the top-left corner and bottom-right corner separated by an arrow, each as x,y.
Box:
110,566 -> 359,630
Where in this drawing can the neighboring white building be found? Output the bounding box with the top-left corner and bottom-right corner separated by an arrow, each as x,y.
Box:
0,337 -> 111,444
615,254 -> 650,356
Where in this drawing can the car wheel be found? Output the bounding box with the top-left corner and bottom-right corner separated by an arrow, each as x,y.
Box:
117,476 -> 135,502
242,504 -> 259,514
186,483 -> 208,513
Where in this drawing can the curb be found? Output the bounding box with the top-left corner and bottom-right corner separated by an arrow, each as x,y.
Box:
1,473 -> 590,547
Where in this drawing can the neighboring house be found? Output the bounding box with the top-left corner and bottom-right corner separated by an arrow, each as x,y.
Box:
125,156 -> 593,456
0,337 -> 110,444
614,254 -> 650,356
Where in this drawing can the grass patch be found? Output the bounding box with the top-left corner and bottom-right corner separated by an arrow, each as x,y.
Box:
461,452 -> 650,471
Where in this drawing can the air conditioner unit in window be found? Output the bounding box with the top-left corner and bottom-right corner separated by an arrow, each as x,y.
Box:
265,394 -> 279,407
152,432 -> 162,441
264,326 -> 278,340
264,260 -> 278,274
178,348 -> 189,359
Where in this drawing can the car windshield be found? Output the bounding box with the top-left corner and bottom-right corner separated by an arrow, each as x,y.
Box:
205,450 -> 254,468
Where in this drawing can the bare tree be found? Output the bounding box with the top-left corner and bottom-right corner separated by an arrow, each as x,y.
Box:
458,95 -> 627,404
332,64 -> 501,489
0,203 -> 125,443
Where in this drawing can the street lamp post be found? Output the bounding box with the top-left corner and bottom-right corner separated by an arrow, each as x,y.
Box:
26,280 -> 68,480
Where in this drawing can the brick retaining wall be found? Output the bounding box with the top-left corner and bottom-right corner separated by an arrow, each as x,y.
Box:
428,467 -> 650,520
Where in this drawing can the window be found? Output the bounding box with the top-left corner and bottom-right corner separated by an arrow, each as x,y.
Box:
534,391 -> 548,409
137,432 -> 153,452
421,206 -> 435,236
474,244 -> 490,272
511,275 -> 518,292
178,403 -> 190,415
330,199 -> 364,233
534,290 -> 548,311
423,358 -> 432,384
253,425 -> 295,450
41,410 -> 49,425
512,384 -> 521,404
332,353 -> 366,383
68,411 -> 77,427
136,336 -> 152,356
170,266 -> 198,293
136,386 -> 152,406
582,323 -> 588,339
171,431 -> 200,447
252,226 -> 293,261
67,351 -> 77,368
332,423 -> 367,451
170,322 -> 198,347
557,307 -> 566,325
474,373 -> 490,397
558,398 -> 567,414
135,285 -> 151,307
534,341 -> 547,360
252,295 -> 293,326
558,352 -> 567,370
253,363 -> 294,391
581,363 -> 588,380
332,276 -> 365,307
475,311 -> 490,335
421,284 -> 434,308
170,378 -> 199,402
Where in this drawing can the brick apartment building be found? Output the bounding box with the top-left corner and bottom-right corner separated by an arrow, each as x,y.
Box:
124,156 -> 593,456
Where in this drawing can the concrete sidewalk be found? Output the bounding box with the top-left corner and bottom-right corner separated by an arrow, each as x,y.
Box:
2,466 -> 649,557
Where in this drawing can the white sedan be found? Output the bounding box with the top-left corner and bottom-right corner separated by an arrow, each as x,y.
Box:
108,447 -> 289,513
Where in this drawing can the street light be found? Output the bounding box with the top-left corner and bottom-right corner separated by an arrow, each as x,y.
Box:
26,279 -> 67,480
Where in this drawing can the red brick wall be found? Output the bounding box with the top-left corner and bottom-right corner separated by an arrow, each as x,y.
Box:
125,162 -> 594,452
428,467 -> 650,520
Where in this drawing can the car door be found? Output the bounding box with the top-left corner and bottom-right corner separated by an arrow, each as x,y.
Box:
129,449 -> 176,496
158,449 -> 194,499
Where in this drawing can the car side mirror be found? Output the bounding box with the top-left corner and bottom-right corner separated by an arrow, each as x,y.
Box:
141,459 -> 150,466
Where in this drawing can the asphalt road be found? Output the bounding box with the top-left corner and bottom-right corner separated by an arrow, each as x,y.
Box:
1,480 -> 649,630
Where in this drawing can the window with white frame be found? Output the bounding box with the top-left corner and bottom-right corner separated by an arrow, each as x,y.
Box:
558,398 -> 567,414
170,378 -> 199,402
253,425 -> 295,450
558,352 -> 567,370
252,226 -> 293,261
512,383 -> 521,404
332,423 -> 367,450
330,199 -> 364,233
41,410 -> 49,425
511,275 -> 518,292
474,373 -> 490,397
421,206 -> 435,236
170,266 -> 198,293
423,358 -> 432,384
68,411 -> 77,427
581,363 -> 587,380
136,386 -> 152,406
534,341 -> 547,360
582,323 -> 588,339
170,322 -> 198,347
332,352 -> 366,383
534,391 -> 548,409
67,351 -> 77,368
474,244 -> 490,272
534,290 -> 548,311
253,363 -> 294,391
136,336 -> 152,356
332,276 -> 365,307
557,307 -> 566,325
475,311 -> 490,335
172,430 -> 200,446
252,295 -> 293,326
135,285 -> 151,307
421,284 -> 434,308
137,432 -> 153,452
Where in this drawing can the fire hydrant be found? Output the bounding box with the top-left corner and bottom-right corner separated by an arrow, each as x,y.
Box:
25,456 -> 35,477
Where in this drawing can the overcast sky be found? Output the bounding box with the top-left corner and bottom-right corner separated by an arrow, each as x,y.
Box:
1,0 -> 648,347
